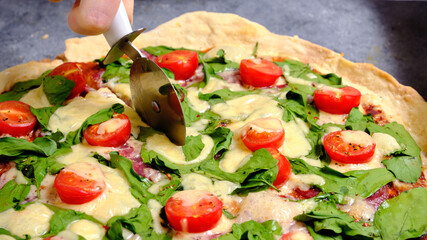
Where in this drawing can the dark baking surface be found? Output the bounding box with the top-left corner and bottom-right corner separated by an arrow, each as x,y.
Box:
1,0 -> 426,99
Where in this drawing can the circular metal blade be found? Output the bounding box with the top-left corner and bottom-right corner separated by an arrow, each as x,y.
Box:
130,58 -> 186,145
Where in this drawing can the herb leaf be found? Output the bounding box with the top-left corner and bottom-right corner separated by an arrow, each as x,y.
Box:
0,180 -> 31,212
182,135 -> 205,161
375,187 -> 427,240
217,220 -> 282,240
382,155 -> 422,183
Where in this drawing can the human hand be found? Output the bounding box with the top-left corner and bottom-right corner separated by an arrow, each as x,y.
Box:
49,0 -> 134,35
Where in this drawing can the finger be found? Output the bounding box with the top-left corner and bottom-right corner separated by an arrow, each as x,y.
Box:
123,0 -> 134,24
68,0 -> 121,35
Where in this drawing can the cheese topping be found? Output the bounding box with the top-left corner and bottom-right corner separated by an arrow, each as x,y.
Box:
68,219 -> 106,240
96,117 -> 128,134
280,119 -> 312,158
19,86 -> 52,108
0,202 -> 53,238
181,173 -> 239,196
186,87 -> 210,113
372,132 -> 401,155
340,130 -> 375,147
48,88 -> 145,137
203,45 -> 252,63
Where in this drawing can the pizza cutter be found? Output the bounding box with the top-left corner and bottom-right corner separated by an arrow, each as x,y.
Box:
102,1 -> 186,145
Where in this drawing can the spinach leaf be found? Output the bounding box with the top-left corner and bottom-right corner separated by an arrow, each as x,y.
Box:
217,220 -> 282,240
0,137 -> 57,157
154,174 -> 182,206
198,88 -> 258,105
203,49 -> 240,73
200,148 -> 277,185
231,164 -> 278,195
382,155 -> 422,183
0,180 -> 31,212
345,108 -> 375,131
137,126 -> 163,142
99,58 -> 132,83
143,45 -> 192,56
375,187 -> 427,240
30,105 -> 61,131
295,201 -> 379,239
290,159 -> 395,199
275,60 -> 343,86
65,103 -> 124,145
42,207 -> 102,237
105,204 -> 171,240
182,135 -> 205,161
109,152 -> 154,203
0,228 -> 27,240
42,75 -> 75,105
199,55 -> 216,88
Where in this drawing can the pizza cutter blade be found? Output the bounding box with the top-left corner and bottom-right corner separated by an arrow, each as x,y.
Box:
103,1 -> 186,145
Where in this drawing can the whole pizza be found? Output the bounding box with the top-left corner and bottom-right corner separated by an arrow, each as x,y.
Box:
0,12 -> 426,240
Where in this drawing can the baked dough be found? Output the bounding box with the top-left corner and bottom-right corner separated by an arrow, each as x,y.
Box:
1,11 -> 426,160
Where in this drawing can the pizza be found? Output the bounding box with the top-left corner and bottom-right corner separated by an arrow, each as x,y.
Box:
0,11 -> 426,240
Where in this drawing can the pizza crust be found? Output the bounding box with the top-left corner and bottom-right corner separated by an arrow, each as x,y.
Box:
2,11 -> 427,158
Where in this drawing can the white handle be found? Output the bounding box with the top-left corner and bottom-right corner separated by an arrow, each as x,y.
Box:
103,1 -> 132,47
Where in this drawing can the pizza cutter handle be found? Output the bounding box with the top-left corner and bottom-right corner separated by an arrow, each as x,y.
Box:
103,0 -> 132,47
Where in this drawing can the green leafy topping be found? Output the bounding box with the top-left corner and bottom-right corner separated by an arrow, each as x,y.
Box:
275,60 -> 343,86
252,42 -> 259,57
182,135 -> 205,161
42,207 -> 102,237
143,45 -> 194,56
105,204 -> 171,240
42,75 -> 75,105
0,71 -> 50,103
99,58 -> 132,83
137,126 -> 163,142
202,49 -> 240,73
0,137 -> 57,157
0,180 -> 31,212
382,156 -> 422,183
65,103 -> 124,145
198,88 -> 259,105
375,187 -> 427,240
290,159 -> 395,199
223,209 -> 238,219
0,228 -> 27,240
217,220 -> 282,240
295,201 -> 379,239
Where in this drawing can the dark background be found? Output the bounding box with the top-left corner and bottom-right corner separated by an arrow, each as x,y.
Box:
0,0 -> 426,99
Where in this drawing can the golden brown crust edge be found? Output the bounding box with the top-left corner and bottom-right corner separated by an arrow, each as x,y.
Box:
2,11 -> 426,160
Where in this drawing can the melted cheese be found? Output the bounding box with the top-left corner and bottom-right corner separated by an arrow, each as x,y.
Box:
148,199 -> 167,234
340,130 -> 374,147
219,134 -> 252,173
145,134 -> 214,165
48,88 -> 145,137
211,94 -> 282,122
317,111 -> 347,125
68,219 -> 105,240
186,87 -> 210,113
40,144 -> 140,223
203,45 -> 252,63
280,119 -> 312,158
372,132 -> 401,155
19,86 -> 52,108
0,202 -> 53,238
181,173 -> 239,196
96,117 -> 128,134
338,196 -> 376,221
201,77 -> 247,94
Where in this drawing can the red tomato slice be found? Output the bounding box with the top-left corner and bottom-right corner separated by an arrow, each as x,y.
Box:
313,86 -> 361,114
280,231 -> 313,240
54,163 -> 106,204
83,113 -> 131,147
155,50 -> 199,80
241,117 -> 285,152
165,190 -> 223,233
266,148 -> 291,188
48,62 -> 87,99
323,130 -> 376,164
78,62 -> 105,90
0,101 -> 37,137
239,59 -> 283,88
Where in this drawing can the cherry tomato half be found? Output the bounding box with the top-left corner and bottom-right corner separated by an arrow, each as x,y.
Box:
83,113 -> 131,147
165,190 -> 223,233
155,50 -> 199,80
54,163 -> 106,204
313,86 -> 361,114
78,62 -> 105,90
281,231 -> 313,240
48,62 -> 87,99
0,101 -> 37,137
323,130 -> 376,164
241,117 -> 285,152
266,148 -> 292,188
239,59 -> 283,88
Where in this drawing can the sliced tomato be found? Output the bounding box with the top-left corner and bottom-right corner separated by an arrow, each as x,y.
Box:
48,62 -> 87,99
241,117 -> 285,152
165,190 -> 223,233
155,50 -> 199,80
266,148 -> 291,188
0,101 -> 37,137
54,163 -> 106,204
239,59 -> 282,88
323,130 -> 376,164
78,62 -> 105,90
313,86 -> 361,114
280,231 -> 313,240
83,113 -> 131,147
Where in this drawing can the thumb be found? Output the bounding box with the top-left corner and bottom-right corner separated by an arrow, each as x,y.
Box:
68,0 -> 133,36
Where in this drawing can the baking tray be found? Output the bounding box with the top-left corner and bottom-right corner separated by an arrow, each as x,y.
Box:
0,0 -> 426,99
